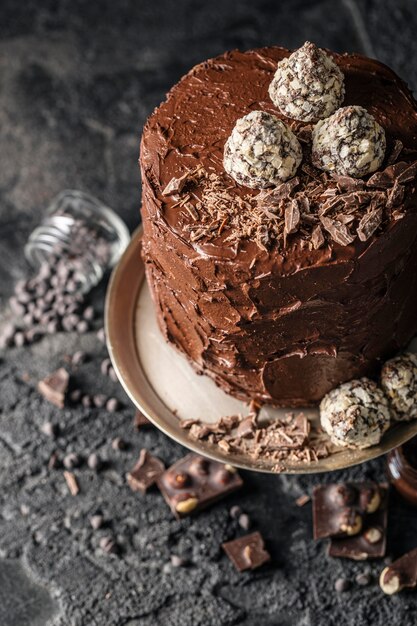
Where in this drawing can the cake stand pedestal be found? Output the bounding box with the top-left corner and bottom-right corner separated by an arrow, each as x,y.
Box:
105,228 -> 417,474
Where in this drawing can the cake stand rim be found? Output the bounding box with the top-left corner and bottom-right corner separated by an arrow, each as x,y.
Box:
105,227 -> 417,475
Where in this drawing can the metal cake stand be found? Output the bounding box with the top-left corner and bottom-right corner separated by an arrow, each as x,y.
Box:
105,228 -> 417,474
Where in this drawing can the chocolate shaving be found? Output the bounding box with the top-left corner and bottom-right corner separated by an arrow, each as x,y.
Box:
387,139 -> 404,165
357,205 -> 383,242
332,174 -> 365,192
311,224 -> 325,249
320,216 -> 355,246
284,199 -> 300,244
367,161 -> 416,189
386,180 -> 405,209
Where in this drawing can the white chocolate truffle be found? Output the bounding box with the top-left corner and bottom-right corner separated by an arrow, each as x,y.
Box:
320,378 -> 390,449
312,106 -> 386,178
268,42 -> 345,122
381,353 -> 417,421
223,110 -> 302,189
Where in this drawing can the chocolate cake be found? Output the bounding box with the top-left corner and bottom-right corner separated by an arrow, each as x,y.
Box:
140,45 -> 417,407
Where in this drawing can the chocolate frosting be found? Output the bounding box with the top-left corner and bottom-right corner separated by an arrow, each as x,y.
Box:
140,46 -> 417,406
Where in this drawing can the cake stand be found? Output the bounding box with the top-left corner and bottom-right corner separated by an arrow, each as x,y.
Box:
105,228 -> 417,474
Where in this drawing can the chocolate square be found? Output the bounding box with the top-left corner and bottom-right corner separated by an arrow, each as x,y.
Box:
156,453 -> 243,519
127,450 -> 165,494
329,486 -> 388,560
222,532 -> 271,572
313,481 -> 383,540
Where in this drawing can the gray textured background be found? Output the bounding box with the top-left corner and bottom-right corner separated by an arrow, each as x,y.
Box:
1,1 -> 417,625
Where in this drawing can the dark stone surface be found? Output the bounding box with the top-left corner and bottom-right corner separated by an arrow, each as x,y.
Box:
0,1 -> 417,625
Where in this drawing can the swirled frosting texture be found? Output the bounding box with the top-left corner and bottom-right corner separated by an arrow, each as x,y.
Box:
140,46 -> 417,406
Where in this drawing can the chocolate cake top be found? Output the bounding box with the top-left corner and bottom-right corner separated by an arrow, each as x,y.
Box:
141,46 -> 417,267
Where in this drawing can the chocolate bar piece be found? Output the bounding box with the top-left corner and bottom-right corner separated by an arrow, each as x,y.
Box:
134,410 -> 152,429
38,368 -> 69,408
127,450 -> 165,494
329,485 -> 388,560
157,453 -> 242,519
380,547 -> 417,594
222,532 -> 271,572
313,481 -> 382,540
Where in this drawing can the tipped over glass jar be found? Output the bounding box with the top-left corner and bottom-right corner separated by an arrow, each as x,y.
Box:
25,190 -> 130,294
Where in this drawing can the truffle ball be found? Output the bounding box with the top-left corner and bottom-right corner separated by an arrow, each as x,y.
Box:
320,378 -> 391,449
381,353 -> 417,421
268,42 -> 345,122
223,110 -> 302,189
312,106 -> 386,178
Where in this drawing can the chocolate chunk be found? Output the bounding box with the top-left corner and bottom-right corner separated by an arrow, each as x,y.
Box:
329,485 -> 388,560
134,410 -> 152,428
127,449 -> 165,494
356,205 -> 383,242
38,368 -> 69,408
284,198 -> 300,242
380,547 -> 417,594
386,180 -> 405,209
367,160 -> 416,189
311,224 -> 325,249
222,532 -> 270,572
162,171 -> 190,196
157,453 -> 243,519
320,216 -> 355,246
235,416 -> 255,439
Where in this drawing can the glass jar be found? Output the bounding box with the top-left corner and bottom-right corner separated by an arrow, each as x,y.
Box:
386,437 -> 417,507
24,190 -> 130,293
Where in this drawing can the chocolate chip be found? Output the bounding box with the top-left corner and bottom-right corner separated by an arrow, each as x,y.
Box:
229,505 -> 242,519
238,513 -> 251,531
40,421 -> 59,438
334,578 -> 351,593
69,389 -> 82,404
108,367 -> 118,382
83,306 -> 94,321
87,453 -> 102,471
97,327 -> 106,343
82,395 -> 92,409
111,437 -> 126,451
356,572 -> 372,586
99,535 -> 118,554
106,398 -> 119,412
92,394 -> 107,408
76,320 -> 89,334
100,358 -> 111,376
48,452 -> 61,470
14,332 -> 26,347
63,453 -> 81,470
170,554 -> 187,567
90,514 -> 104,530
